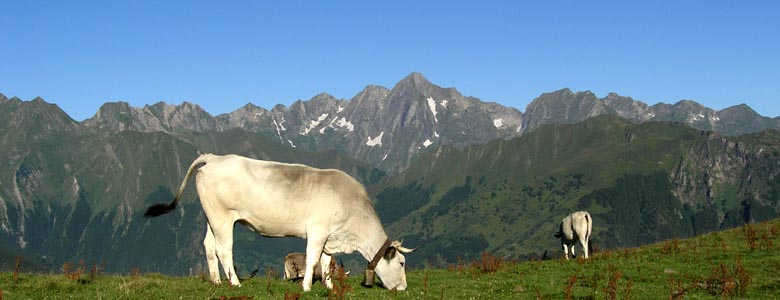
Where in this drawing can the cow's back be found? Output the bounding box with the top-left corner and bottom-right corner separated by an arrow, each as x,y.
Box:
194,154 -> 375,238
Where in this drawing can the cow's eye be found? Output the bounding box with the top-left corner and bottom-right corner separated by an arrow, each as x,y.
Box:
400,262 -> 405,267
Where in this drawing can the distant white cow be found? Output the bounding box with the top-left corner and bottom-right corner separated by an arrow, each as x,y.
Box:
554,211 -> 593,260
145,154 -> 414,291
284,252 -> 349,281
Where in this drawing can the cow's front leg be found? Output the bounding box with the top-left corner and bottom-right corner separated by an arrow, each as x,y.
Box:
302,234 -> 327,292
204,224 -> 221,284
320,253 -> 333,289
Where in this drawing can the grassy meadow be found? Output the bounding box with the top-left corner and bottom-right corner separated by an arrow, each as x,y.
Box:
2,218 -> 779,299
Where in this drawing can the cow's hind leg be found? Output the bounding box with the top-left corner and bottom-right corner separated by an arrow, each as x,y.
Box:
210,220 -> 241,286
204,223 -> 221,284
580,236 -> 589,259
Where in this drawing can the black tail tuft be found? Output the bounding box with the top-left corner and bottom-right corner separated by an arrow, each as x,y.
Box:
144,202 -> 177,218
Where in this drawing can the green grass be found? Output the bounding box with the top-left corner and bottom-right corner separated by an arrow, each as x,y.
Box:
3,219 -> 780,299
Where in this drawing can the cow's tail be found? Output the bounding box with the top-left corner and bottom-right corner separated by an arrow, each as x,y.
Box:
144,155 -> 209,218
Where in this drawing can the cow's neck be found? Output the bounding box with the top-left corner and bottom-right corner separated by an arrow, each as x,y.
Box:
358,231 -> 390,263
346,203 -> 390,263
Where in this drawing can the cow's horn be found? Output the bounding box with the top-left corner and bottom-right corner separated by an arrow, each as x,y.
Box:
397,245 -> 416,253
391,240 -> 416,253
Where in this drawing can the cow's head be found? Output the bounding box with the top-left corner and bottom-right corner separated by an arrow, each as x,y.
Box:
374,240 -> 415,290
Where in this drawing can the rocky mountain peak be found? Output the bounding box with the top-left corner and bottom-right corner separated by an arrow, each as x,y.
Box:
216,102 -> 272,131
146,101 -> 169,111
672,99 -> 708,111
398,72 -> 432,87
86,101 -> 133,120
84,101 -> 150,131
542,88 -> 574,98
719,104 -> 756,116
391,72 -> 442,98
239,102 -> 263,111
352,85 -> 391,106
2,96 -> 81,133
96,101 -> 133,112
310,92 -> 338,103
0,93 -> 7,102
271,103 -> 288,113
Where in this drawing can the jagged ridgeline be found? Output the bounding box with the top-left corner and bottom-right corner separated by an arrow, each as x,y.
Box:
1,74 -> 779,274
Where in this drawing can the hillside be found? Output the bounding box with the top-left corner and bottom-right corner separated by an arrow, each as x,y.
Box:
3,218 -> 778,299
372,116 -> 780,265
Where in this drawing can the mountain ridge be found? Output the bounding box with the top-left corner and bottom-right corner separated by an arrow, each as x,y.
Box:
8,73 -> 777,175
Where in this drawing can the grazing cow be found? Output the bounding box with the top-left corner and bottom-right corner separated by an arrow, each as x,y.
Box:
554,211 -> 592,260
283,252 -> 349,281
144,154 -> 414,291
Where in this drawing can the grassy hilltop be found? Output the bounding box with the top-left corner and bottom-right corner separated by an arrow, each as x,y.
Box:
2,218 -> 779,299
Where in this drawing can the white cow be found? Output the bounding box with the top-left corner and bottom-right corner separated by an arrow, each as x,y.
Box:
553,211 -> 593,260
284,252 -> 349,281
145,154 -> 414,291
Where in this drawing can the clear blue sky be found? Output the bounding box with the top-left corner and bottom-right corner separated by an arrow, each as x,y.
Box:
2,1 -> 778,121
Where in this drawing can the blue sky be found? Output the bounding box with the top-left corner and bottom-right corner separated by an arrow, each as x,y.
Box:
2,1 -> 778,121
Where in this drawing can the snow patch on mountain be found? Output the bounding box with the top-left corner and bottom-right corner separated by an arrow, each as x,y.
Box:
272,117 -> 286,141
366,132 -> 384,147
303,113 -> 329,134
335,117 -> 355,132
427,97 -> 438,122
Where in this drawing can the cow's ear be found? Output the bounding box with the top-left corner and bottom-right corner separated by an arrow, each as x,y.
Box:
384,246 -> 398,260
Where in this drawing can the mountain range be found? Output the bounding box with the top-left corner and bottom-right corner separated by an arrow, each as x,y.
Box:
1,73 -> 779,273
70,72 -> 779,173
